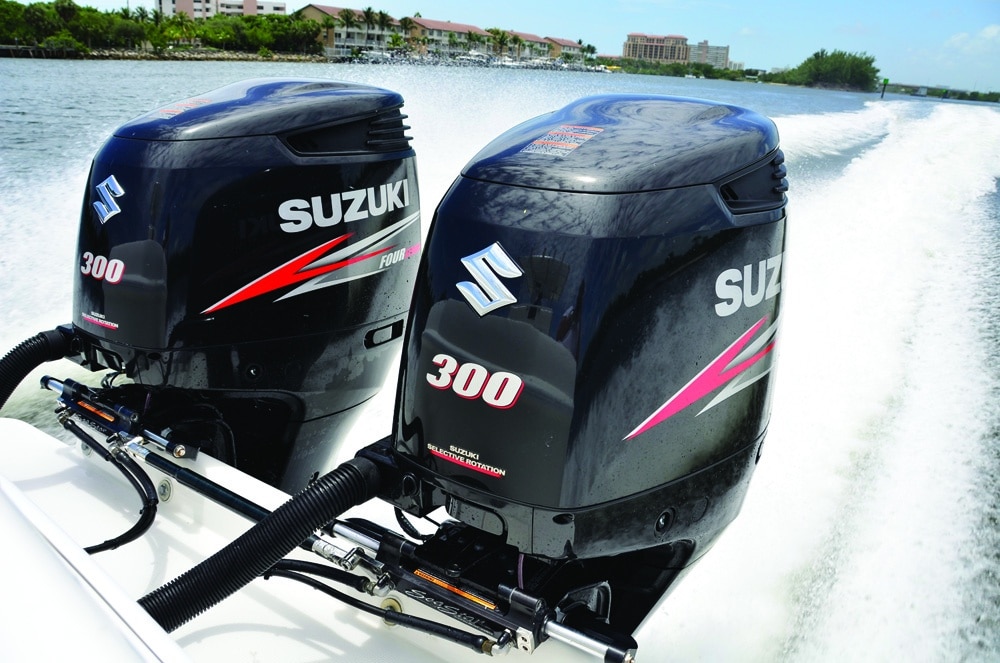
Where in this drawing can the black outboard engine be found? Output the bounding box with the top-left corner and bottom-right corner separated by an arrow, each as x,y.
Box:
375,94 -> 787,637
71,79 -> 421,489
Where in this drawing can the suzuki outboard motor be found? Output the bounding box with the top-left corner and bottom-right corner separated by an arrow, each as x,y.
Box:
376,94 -> 787,636
71,79 -> 421,489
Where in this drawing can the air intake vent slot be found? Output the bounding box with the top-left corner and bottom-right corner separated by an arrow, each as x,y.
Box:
718,148 -> 788,213
284,107 -> 412,155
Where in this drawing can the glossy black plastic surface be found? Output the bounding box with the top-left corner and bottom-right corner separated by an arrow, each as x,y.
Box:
389,95 -> 786,559
72,79 -> 421,488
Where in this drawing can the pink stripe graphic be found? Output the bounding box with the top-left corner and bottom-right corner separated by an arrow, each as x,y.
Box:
625,316 -> 774,440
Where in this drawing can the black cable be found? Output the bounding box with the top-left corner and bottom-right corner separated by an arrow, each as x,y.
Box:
394,507 -> 434,541
264,568 -> 491,655
269,559 -> 370,593
59,417 -> 159,554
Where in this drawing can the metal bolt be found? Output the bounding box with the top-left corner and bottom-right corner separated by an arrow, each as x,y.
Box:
157,479 -> 172,502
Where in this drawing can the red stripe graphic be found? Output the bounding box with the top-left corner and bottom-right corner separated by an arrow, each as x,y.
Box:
202,233 -> 390,314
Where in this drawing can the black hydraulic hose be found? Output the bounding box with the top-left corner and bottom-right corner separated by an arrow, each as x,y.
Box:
0,328 -> 71,411
264,568 -> 492,656
138,457 -> 381,633
270,558 -> 370,593
59,417 -> 159,554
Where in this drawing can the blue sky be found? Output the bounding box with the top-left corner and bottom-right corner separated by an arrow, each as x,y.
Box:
87,0 -> 1000,90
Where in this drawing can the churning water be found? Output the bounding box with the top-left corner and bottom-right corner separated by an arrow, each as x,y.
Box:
1,59 -> 998,661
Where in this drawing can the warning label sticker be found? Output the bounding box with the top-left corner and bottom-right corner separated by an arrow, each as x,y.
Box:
520,125 -> 603,157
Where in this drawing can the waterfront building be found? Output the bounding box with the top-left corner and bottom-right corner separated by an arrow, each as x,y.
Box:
689,39 -> 730,69
622,33 -> 689,64
408,17 -> 491,57
299,5 -> 400,57
546,36 -> 581,60
156,0 -> 286,19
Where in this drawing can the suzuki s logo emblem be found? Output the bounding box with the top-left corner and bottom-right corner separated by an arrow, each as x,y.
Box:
93,175 -> 125,224
457,242 -> 523,316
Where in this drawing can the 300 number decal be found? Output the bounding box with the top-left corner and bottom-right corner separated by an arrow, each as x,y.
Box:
80,252 -> 125,284
426,353 -> 524,409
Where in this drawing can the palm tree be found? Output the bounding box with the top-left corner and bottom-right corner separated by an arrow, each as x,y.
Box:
466,31 -> 483,54
509,33 -> 523,61
337,8 -> 359,48
320,15 -> 336,48
486,27 -> 508,57
376,10 -> 393,45
387,32 -> 406,52
398,16 -> 415,47
166,12 -> 195,45
361,6 -> 376,46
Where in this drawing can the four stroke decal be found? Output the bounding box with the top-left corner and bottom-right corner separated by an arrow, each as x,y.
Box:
624,315 -> 778,440
202,212 -> 419,314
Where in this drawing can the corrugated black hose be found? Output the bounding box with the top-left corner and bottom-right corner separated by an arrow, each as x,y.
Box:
0,328 -> 72,411
138,457 -> 382,633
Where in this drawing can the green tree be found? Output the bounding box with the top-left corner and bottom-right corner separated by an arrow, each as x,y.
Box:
68,6 -> 108,48
386,31 -> 405,51
22,2 -> 62,44
767,49 -> 879,91
200,14 -> 239,50
509,32 -> 523,60
398,16 -> 415,47
52,0 -> 77,23
0,0 -> 29,44
486,27 -> 507,56
466,30 -> 483,54
361,5 -> 375,46
163,11 -> 195,45
376,10 -> 392,35
337,7 -> 359,48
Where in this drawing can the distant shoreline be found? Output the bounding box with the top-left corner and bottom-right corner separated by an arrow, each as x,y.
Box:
0,46 -> 603,71
0,46 -> 327,63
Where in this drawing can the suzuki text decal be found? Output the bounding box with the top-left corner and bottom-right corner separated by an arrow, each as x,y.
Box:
625,315 -> 778,439
278,178 -> 411,233
715,253 -> 783,317
201,212 -> 418,314
456,242 -> 523,316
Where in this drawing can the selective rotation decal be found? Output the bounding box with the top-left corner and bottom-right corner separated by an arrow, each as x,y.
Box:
202,212 -> 418,314
426,443 -> 507,478
625,315 -> 779,440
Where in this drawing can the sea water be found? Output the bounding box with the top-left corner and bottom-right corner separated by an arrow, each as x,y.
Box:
1,59 -> 998,661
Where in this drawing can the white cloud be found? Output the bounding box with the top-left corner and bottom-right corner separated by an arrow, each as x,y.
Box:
945,23 -> 1000,54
